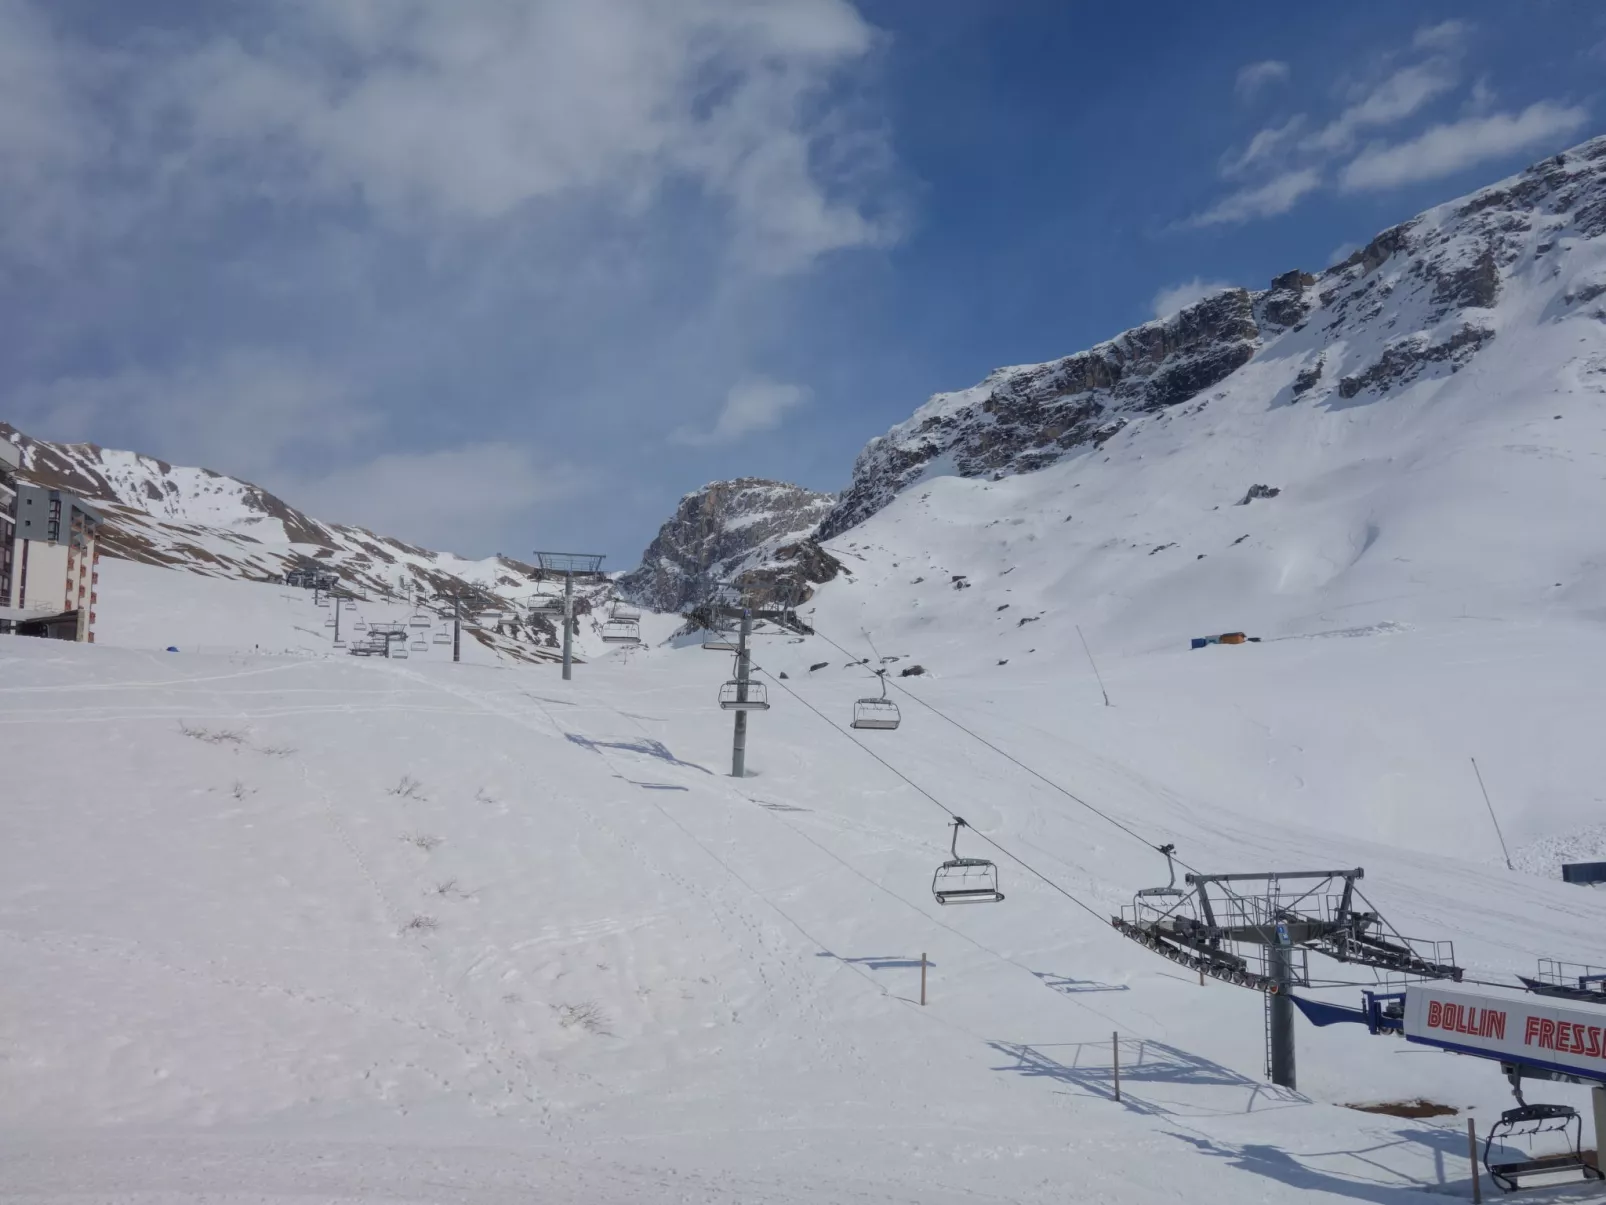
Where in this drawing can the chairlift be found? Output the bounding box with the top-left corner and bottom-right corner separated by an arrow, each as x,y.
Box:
343,599 -> 356,611
391,643 -> 409,659
433,629 -> 452,645
410,637 -> 427,652
851,670 -> 901,730
324,615 -> 336,628
333,637 -> 347,649
932,818 -> 1004,905
408,612 -> 430,629
611,599 -> 641,621
354,618 -> 368,631
601,618 -> 641,644
703,626 -> 739,652
1483,1103 -> 1604,1193
718,680 -> 769,711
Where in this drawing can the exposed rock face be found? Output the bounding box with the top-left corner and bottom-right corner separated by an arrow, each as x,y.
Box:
618,478 -> 839,612
820,289 -> 1259,538
817,135 -> 1606,541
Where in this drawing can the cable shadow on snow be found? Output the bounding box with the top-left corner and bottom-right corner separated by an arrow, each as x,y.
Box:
1167,1131 -> 1467,1205
563,732 -> 713,775
989,1039 -> 1307,1119
816,951 -> 932,971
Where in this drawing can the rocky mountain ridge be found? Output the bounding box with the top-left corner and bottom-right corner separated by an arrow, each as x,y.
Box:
818,135 -> 1606,539
616,478 -> 839,612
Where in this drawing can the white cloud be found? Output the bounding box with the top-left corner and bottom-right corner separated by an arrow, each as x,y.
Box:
1235,60 -> 1290,100
118,0 -> 897,275
1414,20 -> 1473,53
1221,115 -> 1306,177
1185,168 -> 1322,227
670,378 -> 809,447
1339,101 -> 1589,191
1151,278 -> 1236,320
289,443 -> 588,550
1305,61 -> 1460,154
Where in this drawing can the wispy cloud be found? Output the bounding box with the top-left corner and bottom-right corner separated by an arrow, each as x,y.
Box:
1151,278 -> 1237,319
1235,60 -> 1290,100
1339,102 -> 1589,191
1303,61 -> 1461,154
1187,18 -> 1584,228
1185,168 -> 1322,228
670,378 -> 810,447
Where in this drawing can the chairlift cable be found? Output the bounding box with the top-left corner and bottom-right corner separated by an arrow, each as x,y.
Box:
753,666 -> 1109,926
807,625 -> 1193,871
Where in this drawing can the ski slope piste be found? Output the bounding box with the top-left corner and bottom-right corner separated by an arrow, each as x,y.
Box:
9,138 -> 1606,1201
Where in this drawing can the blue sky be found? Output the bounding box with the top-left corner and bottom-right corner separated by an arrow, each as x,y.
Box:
1,1 -> 1599,562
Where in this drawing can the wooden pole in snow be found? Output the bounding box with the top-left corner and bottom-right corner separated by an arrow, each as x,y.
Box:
920,953 -> 927,1006
1112,1031 -> 1121,1102
1467,1116 -> 1481,1203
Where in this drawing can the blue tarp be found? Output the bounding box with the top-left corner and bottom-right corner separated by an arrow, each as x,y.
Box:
1289,994 -> 1370,1028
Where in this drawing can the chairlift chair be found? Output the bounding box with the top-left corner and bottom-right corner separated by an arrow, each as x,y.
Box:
408,612 -> 430,629
410,637 -> 427,652
1483,1102 -> 1604,1193
344,600 -> 357,611
601,618 -> 641,644
851,670 -> 901,730
932,818 -> 1004,904
354,618 -> 368,631
610,599 -> 641,621
433,629 -> 452,645
333,637 -> 347,649
391,643 -> 409,659
703,627 -> 740,652
324,615 -> 336,627
718,680 -> 769,711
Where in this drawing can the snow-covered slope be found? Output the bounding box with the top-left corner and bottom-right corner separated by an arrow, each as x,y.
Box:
617,478 -> 839,612
0,422 -> 550,609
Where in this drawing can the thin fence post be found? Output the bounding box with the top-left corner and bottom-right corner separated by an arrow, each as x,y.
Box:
1467,1116 -> 1481,1203
1112,1031 -> 1121,1102
920,953 -> 927,1006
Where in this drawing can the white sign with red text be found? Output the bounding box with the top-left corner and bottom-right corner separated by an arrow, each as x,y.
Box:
1404,985 -> 1606,1080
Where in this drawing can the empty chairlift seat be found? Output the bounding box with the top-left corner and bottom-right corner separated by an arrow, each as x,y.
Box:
1483,1104 -> 1604,1193
932,818 -> 1004,905
433,629 -> 452,645
718,680 -> 769,711
408,612 -> 431,629
703,627 -> 739,651
601,618 -> 641,644
851,670 -> 900,730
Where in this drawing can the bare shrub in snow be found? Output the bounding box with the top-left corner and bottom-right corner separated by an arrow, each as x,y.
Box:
475,788 -> 497,805
401,833 -> 443,852
400,914 -> 438,934
388,774 -> 426,800
179,722 -> 248,746
555,1000 -> 610,1035
256,743 -> 295,758
230,780 -> 254,800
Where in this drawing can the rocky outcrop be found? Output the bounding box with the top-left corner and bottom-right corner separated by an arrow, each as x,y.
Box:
816,134 -> 1606,540
819,289 -> 1259,538
618,478 -> 838,613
